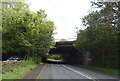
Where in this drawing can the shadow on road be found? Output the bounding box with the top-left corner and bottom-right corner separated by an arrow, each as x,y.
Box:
46,60 -> 64,64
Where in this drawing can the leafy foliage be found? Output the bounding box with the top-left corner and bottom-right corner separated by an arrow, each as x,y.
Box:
2,2 -> 55,62
47,54 -> 62,60
75,2 -> 119,68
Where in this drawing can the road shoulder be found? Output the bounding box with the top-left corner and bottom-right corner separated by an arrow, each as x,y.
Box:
21,63 -> 45,79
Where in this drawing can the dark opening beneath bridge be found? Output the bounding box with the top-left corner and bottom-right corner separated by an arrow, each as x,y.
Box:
47,41 -> 83,65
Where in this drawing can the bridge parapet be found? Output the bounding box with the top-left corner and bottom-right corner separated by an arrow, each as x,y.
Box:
49,41 -> 76,54
55,41 -> 75,46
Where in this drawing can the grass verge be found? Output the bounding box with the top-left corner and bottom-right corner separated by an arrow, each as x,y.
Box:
81,65 -> 120,76
47,58 -> 56,61
2,60 -> 39,80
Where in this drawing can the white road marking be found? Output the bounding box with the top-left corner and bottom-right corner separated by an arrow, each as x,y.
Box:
36,63 -> 48,79
61,64 -> 97,81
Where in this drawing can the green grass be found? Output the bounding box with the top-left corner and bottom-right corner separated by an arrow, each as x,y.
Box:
2,60 -> 39,81
0,74 -> 2,81
0,62 -> 2,81
47,58 -> 56,61
2,64 -> 38,80
81,65 -> 120,76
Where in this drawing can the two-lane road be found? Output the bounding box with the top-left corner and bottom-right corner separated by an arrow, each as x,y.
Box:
37,63 -> 118,81
40,63 -> 88,79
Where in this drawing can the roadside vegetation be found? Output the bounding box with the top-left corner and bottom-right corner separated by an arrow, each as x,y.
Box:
2,1 -> 55,62
2,1 -> 55,79
75,2 -> 119,74
81,65 -> 119,76
47,54 -> 62,61
2,58 -> 39,80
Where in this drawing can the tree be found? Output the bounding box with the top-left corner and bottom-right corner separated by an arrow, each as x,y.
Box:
2,2 -> 55,63
75,2 -> 119,68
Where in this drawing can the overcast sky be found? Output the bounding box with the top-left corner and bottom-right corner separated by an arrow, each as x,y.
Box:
29,0 -> 93,41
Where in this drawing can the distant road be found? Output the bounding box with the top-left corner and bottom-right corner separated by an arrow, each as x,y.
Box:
37,63 -> 118,81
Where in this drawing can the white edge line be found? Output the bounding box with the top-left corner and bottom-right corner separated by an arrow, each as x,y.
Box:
61,64 -> 97,81
36,64 -> 47,79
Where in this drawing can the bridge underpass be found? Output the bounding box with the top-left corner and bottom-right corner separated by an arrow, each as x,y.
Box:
48,41 -> 83,64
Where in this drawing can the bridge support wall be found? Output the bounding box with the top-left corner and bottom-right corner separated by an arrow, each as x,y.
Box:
62,51 -> 83,65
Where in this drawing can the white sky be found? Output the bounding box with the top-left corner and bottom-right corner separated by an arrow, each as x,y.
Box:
28,0 -> 93,41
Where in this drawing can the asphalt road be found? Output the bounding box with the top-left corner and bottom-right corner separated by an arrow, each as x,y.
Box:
37,63 -> 118,81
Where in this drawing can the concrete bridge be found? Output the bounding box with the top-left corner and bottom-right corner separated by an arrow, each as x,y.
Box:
49,41 -> 83,64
